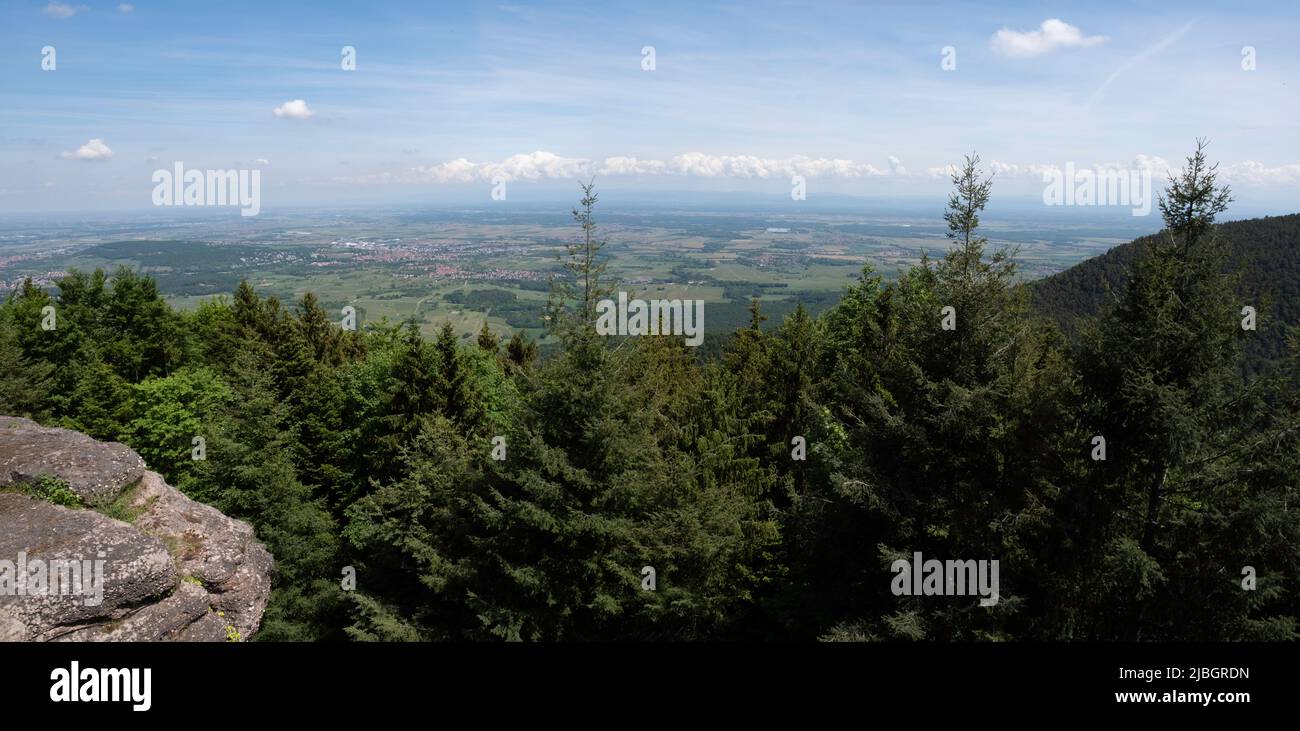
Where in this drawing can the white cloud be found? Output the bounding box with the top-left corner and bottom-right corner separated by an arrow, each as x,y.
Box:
597,156 -> 666,176
343,151 -> 1300,189
351,151 -> 905,185
1129,154 -> 1173,177
989,160 -> 1061,178
991,19 -> 1105,58
272,99 -> 314,119
978,155 -> 1300,186
254,158 -> 270,166
928,156 -> 1170,181
1220,160 -> 1300,185
395,151 -> 591,184
118,3 -> 134,12
490,150 -> 591,181
61,138 -> 113,161
612,153 -> 890,179
44,2 -> 82,18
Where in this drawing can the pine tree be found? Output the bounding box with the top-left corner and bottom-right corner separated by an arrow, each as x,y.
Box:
505,330 -> 538,368
297,292 -> 345,367
477,321 -> 499,353
376,321 -> 440,480
546,179 -> 611,345
0,313 -> 52,419
192,347 -> 348,641
435,321 -> 479,427
1069,140 -> 1298,639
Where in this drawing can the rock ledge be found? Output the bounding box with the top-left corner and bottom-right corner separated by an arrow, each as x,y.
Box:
0,416 -> 273,642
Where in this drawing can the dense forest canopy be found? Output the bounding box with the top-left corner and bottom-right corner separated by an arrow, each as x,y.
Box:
2,143 -> 1297,641
1029,211 -> 1300,375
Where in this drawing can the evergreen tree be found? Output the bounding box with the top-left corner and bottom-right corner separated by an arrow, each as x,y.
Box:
435,321 -> 481,428
298,292 -> 346,367
477,321 -> 499,353
376,321 -> 440,481
505,330 -> 539,369
1071,140 -> 1298,639
0,312 -> 52,419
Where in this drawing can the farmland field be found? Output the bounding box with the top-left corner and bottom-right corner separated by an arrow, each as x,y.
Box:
0,203 -> 1153,343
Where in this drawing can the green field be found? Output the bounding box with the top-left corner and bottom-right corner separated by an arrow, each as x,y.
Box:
0,207 -> 1152,342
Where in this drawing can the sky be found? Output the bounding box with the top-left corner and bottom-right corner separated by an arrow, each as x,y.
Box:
2,0 -> 1299,215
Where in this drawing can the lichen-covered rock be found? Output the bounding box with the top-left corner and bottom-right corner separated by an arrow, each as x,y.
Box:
122,471 -> 272,638
0,416 -> 145,504
0,493 -> 175,640
0,417 -> 273,642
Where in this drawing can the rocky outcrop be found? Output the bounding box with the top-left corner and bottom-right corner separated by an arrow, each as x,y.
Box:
0,417 -> 146,504
0,416 -> 272,641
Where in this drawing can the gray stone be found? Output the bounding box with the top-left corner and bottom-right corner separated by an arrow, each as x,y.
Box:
0,416 -> 273,642
0,416 -> 145,504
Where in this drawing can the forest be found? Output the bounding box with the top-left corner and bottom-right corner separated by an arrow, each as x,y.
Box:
2,142 -> 1297,641
1030,210 -> 1300,375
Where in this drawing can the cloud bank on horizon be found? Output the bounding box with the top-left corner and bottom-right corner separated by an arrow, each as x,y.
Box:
333,150 -> 1300,189
3,0 -> 1298,211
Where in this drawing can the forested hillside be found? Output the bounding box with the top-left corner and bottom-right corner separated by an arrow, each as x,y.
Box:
1029,212 -> 1300,375
2,144 -> 1297,642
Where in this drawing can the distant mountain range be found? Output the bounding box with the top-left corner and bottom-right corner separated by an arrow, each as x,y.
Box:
1029,213 -> 1300,375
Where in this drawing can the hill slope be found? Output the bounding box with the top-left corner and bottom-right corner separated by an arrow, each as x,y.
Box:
1029,213 -> 1300,374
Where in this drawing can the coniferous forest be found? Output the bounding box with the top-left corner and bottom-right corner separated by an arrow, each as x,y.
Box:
3,144 -> 1298,642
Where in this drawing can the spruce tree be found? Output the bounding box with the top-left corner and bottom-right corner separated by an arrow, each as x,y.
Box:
477,322 -> 499,353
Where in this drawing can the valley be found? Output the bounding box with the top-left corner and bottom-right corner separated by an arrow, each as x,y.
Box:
0,203 -> 1152,344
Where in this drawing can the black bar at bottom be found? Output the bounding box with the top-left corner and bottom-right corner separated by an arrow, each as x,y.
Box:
3,642 -> 1285,719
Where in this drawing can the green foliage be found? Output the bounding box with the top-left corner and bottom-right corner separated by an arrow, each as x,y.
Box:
117,368 -> 230,491
1030,211 -> 1300,377
15,475 -> 83,508
0,309 -> 53,420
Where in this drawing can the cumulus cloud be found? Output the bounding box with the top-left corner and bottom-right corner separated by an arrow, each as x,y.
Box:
44,2 -> 84,18
1219,160 -> 1300,185
272,99 -> 314,119
989,160 -> 1061,178
641,153 -> 890,178
61,138 -> 113,161
925,161 -> 1047,179
340,150 -> 1300,189
991,19 -> 1105,57
597,156 -> 666,176
959,155 -> 1300,186
489,150 -> 591,181
349,151 -> 908,185
1124,154 -> 1173,177
406,151 -> 591,184
928,154 -> 1300,187
927,156 -> 1170,181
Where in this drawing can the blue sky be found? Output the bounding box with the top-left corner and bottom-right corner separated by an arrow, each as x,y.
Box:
2,0 -> 1299,214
